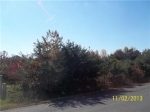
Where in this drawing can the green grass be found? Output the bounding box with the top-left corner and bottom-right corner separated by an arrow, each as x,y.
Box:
0,84 -> 20,110
0,98 -> 45,111
0,98 -> 19,110
0,84 -> 39,111
0,84 -> 52,111
1,79 -> 150,111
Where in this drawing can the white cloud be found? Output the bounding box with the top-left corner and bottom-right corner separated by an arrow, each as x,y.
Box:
37,0 -> 48,15
37,0 -> 55,22
46,15 -> 56,22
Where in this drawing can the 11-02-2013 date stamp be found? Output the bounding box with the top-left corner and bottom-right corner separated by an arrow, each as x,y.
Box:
112,95 -> 143,101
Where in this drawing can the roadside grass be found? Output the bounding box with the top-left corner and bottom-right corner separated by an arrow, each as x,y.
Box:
0,98 -> 46,111
0,82 -> 128,111
1,78 -> 150,111
0,84 -> 44,111
0,84 -> 20,110
0,98 -> 18,110
0,94 -> 46,111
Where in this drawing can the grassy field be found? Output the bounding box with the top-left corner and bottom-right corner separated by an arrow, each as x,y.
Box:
1,80 -> 150,111
0,84 -> 53,111
0,98 -> 19,110
0,98 -> 44,111
0,84 -> 20,110
0,84 -> 38,111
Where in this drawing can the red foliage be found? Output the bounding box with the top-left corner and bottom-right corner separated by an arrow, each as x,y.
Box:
131,64 -> 144,78
7,61 -> 24,81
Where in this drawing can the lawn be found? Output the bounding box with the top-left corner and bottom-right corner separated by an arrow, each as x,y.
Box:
0,98 -> 19,110
0,84 -> 39,111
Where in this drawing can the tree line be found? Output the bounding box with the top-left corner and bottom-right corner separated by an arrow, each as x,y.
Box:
0,30 -> 150,101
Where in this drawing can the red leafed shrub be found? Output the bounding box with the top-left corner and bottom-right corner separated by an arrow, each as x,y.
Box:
131,64 -> 145,82
7,61 -> 24,81
96,72 -> 114,89
30,61 -> 41,68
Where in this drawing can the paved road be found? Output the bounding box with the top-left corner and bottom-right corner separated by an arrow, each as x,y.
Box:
1,83 -> 150,112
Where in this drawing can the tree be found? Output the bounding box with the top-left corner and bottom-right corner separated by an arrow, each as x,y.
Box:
123,46 -> 129,53
100,49 -> 107,58
140,49 -> 150,77
114,49 -> 125,60
33,30 -> 65,97
0,51 -> 10,81
114,47 -> 140,60
61,41 -> 101,94
127,47 -> 140,60
0,51 -> 8,59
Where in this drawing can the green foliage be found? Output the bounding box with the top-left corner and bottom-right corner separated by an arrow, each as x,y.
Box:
33,30 -> 64,97
135,49 -> 150,78
114,47 -> 140,60
7,84 -> 24,103
32,31 -> 102,96
130,64 -> 145,82
114,49 -> 125,60
60,41 -> 101,94
96,72 -> 113,89
0,30 -> 149,101
142,49 -> 150,64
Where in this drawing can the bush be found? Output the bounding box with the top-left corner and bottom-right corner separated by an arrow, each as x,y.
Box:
1,31 -> 150,101
96,72 -> 113,89
32,31 -> 101,96
7,84 -> 24,103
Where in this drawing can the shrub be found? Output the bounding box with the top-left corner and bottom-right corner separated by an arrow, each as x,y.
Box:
130,64 -> 145,82
96,72 -> 113,89
7,84 -> 24,103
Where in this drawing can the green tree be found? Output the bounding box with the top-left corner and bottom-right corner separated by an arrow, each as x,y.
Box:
33,30 -> 65,97
138,49 -> 150,78
114,49 -> 125,60
61,41 -> 101,94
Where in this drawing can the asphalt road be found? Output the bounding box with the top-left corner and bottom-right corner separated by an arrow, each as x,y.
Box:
1,83 -> 150,112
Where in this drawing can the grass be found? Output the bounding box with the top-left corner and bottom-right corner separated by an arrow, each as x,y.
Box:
0,84 -> 42,111
0,82 -> 125,111
0,98 -> 47,111
0,98 -> 19,110
0,84 -> 20,110
1,79 -> 150,111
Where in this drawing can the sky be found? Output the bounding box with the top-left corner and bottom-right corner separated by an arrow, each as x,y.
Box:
0,0 -> 150,56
